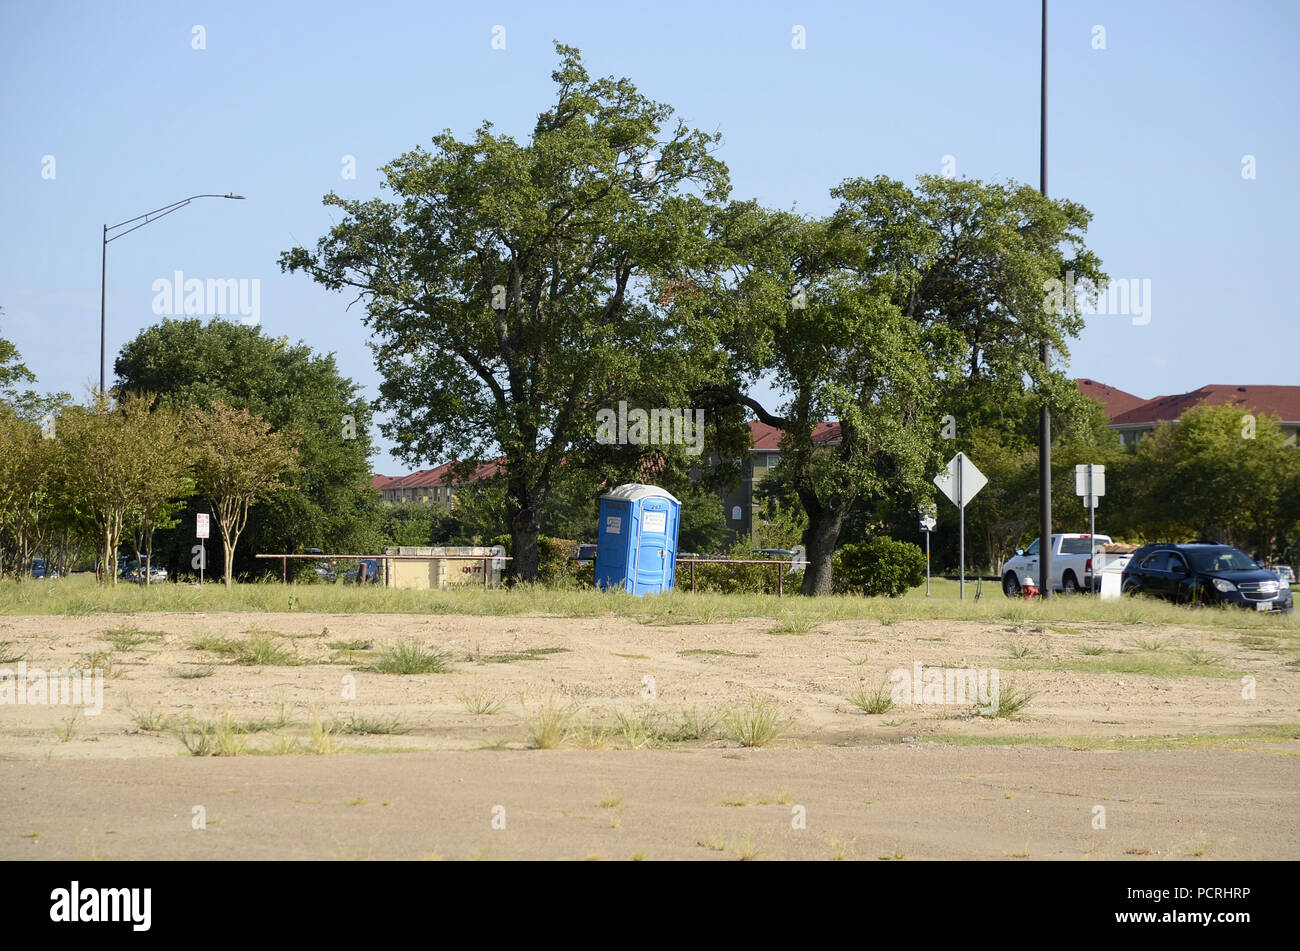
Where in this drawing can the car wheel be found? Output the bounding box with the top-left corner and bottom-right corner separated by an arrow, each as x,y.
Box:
1062,571 -> 1080,595
1122,579 -> 1142,597
1002,573 -> 1021,598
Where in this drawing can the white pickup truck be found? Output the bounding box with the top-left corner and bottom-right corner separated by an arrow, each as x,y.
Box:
1002,533 -> 1112,596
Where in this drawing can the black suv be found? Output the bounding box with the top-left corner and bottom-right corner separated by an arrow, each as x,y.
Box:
1122,543 -> 1293,612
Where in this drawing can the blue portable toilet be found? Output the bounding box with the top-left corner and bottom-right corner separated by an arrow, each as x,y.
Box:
594,483 -> 681,595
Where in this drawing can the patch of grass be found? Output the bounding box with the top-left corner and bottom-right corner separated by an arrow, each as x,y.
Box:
458,690 -> 504,716
730,830 -> 764,861
848,681 -> 895,715
767,615 -> 818,635
1012,653 -> 1239,679
1132,637 -> 1170,652
1005,641 -> 1036,659
925,724 -> 1300,751
825,832 -> 857,861
524,695 -> 576,749
102,626 -> 164,651
1179,648 -> 1221,667
1076,644 -> 1109,655
262,734 -> 301,755
128,705 -> 172,732
189,634 -> 237,654
1238,635 -> 1283,652
722,695 -> 789,748
467,645 -> 570,664
662,706 -> 720,742
78,650 -> 118,679
53,711 -> 82,742
613,709 -> 664,749
613,652 -> 649,660
309,717 -> 340,754
333,714 -> 410,735
172,665 -> 214,679
843,654 -> 872,666
366,639 -> 454,674
231,633 -> 300,666
597,794 -> 624,809
175,719 -> 215,756
677,648 -> 758,658
984,681 -> 1036,719
0,640 -> 23,663
327,639 -> 372,651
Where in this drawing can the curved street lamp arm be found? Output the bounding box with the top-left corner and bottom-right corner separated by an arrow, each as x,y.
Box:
106,193 -> 244,239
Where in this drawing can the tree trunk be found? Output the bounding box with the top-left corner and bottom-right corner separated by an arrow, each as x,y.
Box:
800,506 -> 847,596
223,538 -> 236,589
509,505 -> 540,584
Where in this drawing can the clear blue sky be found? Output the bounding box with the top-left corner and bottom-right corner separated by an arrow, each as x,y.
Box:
3,0 -> 1296,474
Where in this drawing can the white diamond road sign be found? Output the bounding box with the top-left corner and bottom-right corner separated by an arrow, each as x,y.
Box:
934,452 -> 987,508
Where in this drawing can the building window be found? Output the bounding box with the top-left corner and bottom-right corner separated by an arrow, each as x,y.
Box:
731,505 -> 742,522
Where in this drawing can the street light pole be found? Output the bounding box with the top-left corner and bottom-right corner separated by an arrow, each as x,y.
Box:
99,192 -> 245,395
1038,0 -> 1053,600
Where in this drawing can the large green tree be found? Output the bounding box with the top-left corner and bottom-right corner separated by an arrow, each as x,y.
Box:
281,44 -> 734,581
691,177 -> 1104,593
114,318 -> 376,578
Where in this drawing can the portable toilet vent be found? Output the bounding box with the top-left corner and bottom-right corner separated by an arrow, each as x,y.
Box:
594,483 -> 681,595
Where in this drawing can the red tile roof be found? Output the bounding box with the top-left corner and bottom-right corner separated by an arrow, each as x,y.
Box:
1111,385 -> 1300,426
1075,379 -> 1147,420
747,420 -> 841,450
372,457 -> 508,491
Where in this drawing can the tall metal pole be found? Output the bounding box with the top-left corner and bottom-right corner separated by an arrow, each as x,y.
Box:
99,225 -> 108,396
1038,0 -> 1053,600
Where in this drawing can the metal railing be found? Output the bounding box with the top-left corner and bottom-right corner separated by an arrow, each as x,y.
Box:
674,557 -> 810,597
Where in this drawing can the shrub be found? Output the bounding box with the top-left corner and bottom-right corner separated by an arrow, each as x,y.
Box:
834,537 -> 926,597
690,541 -> 787,594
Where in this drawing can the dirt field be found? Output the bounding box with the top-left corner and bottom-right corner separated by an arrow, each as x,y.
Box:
2,610 -> 1298,860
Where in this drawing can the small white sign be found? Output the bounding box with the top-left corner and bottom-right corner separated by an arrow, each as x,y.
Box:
1074,464 -> 1106,498
643,510 -> 667,534
605,516 -> 621,535
196,513 -> 210,539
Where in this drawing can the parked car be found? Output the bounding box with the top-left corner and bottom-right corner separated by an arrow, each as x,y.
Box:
1273,565 -> 1295,585
1002,533 -> 1112,596
29,557 -> 58,580
344,558 -> 381,585
750,547 -> 806,573
120,561 -> 167,583
1121,543 -> 1292,612
573,544 -> 598,565
305,548 -> 337,582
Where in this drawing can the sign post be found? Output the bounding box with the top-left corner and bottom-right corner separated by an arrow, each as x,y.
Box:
934,453 -> 988,600
919,504 -> 937,597
1074,464 -> 1106,592
196,513 -> 209,586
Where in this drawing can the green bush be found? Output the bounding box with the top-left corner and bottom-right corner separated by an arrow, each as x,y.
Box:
492,534 -> 581,587
689,541 -> 793,595
834,537 -> 926,597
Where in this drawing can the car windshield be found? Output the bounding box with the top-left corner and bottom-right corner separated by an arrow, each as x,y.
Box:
1024,539 -> 1039,555
1186,548 -> 1258,572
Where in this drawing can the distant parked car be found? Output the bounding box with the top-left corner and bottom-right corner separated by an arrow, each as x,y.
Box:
344,558 -> 381,585
304,548 -> 337,582
1273,565 -> 1295,585
573,544 -> 598,565
750,547 -> 806,573
121,563 -> 167,583
1122,543 -> 1292,612
29,557 -> 58,580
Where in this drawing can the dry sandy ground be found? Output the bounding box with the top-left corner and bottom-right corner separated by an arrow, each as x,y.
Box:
1,611 -> 1297,860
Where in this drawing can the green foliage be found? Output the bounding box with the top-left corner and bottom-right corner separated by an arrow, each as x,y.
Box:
834,537 -> 926,597
114,318 -> 375,577
281,44 -> 736,580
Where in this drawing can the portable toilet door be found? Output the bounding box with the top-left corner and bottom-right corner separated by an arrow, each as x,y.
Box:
594,484 -> 680,595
